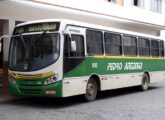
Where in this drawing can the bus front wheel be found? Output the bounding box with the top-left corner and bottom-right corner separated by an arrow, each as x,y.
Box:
140,73 -> 149,91
85,78 -> 97,102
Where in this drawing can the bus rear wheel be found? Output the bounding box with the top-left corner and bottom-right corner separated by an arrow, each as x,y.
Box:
140,73 -> 149,91
85,78 -> 97,102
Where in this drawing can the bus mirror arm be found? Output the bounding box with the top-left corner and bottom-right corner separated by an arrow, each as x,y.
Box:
0,35 -> 10,52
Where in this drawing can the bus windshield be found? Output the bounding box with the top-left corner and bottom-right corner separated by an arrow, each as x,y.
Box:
9,33 -> 60,71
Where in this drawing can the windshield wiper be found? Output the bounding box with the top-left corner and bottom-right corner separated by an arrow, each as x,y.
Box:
20,34 -> 27,62
20,34 -> 26,49
29,31 -> 47,68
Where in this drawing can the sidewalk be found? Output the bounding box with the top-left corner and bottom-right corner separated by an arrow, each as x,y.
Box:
0,88 -> 22,104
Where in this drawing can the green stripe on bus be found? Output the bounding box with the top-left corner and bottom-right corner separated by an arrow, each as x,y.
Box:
64,57 -> 165,78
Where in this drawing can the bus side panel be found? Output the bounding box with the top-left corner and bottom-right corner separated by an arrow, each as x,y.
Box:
148,59 -> 165,83
101,72 -> 143,91
62,77 -> 88,97
63,57 -> 165,97
150,71 -> 165,84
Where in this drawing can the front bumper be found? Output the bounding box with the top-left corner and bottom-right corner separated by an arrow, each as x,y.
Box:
9,81 -> 63,97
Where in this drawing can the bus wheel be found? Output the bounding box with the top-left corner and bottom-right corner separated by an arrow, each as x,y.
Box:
140,73 -> 149,91
85,78 -> 97,102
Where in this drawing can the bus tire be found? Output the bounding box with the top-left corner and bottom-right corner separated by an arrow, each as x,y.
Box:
140,73 -> 149,91
85,78 -> 97,102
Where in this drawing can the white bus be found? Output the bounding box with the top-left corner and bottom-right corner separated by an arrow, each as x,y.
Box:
8,19 -> 165,101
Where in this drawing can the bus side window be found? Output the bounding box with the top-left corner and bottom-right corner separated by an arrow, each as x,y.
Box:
151,39 -> 159,57
86,30 -> 103,56
123,35 -> 137,56
64,35 -> 84,58
104,32 -> 122,56
64,35 -> 71,58
70,35 -> 85,58
138,37 -> 150,57
159,40 -> 164,57
63,34 -> 85,74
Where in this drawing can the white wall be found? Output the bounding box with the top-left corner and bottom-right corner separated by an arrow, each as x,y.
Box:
33,0 -> 165,26
160,1 -> 165,38
0,0 -> 164,34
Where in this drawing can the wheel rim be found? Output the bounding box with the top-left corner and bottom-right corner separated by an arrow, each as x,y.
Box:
86,81 -> 96,97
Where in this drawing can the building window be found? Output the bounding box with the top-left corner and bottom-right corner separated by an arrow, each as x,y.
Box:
86,30 -> 103,56
123,35 -> 137,56
104,32 -> 122,55
129,0 -> 144,8
108,0 -> 116,3
150,0 -> 162,13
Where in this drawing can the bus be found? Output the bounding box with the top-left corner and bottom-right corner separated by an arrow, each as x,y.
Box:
8,19 -> 165,101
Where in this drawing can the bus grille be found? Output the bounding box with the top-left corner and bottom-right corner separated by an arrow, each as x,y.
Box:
18,79 -> 43,86
20,89 -> 41,94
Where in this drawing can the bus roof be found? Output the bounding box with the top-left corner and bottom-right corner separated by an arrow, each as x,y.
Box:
16,19 -> 164,40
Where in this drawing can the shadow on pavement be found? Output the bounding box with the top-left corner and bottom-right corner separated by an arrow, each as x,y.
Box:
7,85 -> 160,109
97,85 -> 159,100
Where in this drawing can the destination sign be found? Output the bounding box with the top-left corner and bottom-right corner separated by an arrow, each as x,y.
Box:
13,22 -> 60,35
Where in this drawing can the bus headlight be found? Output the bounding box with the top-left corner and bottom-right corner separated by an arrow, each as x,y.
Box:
44,74 -> 58,85
9,75 -> 16,84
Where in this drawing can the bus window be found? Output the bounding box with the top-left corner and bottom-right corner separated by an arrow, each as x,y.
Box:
123,35 -> 137,56
64,34 -> 85,74
159,40 -> 164,57
104,32 -> 122,56
70,35 -> 85,58
138,38 -> 150,57
86,30 -> 103,56
151,39 -> 159,57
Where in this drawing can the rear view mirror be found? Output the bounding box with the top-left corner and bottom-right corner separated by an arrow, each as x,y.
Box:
71,41 -> 77,52
64,33 -> 77,52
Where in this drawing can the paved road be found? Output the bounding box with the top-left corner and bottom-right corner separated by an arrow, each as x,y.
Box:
1,81 -> 165,120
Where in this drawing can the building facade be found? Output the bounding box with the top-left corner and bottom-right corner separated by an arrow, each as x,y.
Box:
0,0 -> 165,94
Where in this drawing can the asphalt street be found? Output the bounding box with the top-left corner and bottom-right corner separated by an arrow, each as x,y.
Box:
1,80 -> 165,120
